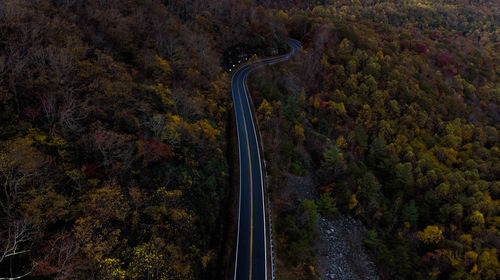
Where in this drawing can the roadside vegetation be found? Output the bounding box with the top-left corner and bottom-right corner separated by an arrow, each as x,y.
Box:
0,1 -> 286,279
0,0 -> 498,279
250,0 -> 500,279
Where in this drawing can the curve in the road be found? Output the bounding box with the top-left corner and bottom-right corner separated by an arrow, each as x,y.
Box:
232,39 -> 302,280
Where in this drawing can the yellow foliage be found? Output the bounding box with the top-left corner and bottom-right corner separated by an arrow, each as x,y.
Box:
258,99 -> 273,122
88,178 -> 100,187
312,96 -> 320,109
87,184 -> 130,221
277,10 -> 289,20
155,54 -> 172,75
148,83 -> 174,106
460,234 -> 473,247
336,102 -> 347,115
73,216 -> 121,261
27,128 -> 71,162
377,50 -> 384,59
349,194 -> 358,210
417,225 -> 443,244
470,264 -> 478,274
0,137 -> 42,173
127,243 -> 168,279
156,187 -> 182,197
99,258 -> 126,280
294,125 -> 305,142
22,187 -> 69,226
478,248 -> 500,279
465,251 -> 479,265
336,136 -> 347,149
201,255 -> 211,269
441,249 -> 461,267
309,265 -> 315,273
170,208 -> 191,222
196,119 -> 221,143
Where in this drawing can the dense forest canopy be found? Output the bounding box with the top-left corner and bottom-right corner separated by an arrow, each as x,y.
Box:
249,0 -> 499,279
0,0 -> 286,279
0,0 -> 499,279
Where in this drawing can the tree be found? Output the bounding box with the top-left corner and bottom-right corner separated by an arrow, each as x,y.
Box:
300,200 -> 318,226
0,220 -> 36,279
402,200 -> 418,226
34,234 -> 77,279
317,192 -> 338,219
257,98 -> 273,123
283,97 -> 303,125
417,225 -> 443,245
478,248 -> 500,280
368,137 -> 387,166
364,229 -> 380,248
354,125 -> 368,148
322,144 -> 340,167
359,172 -> 381,205
468,210 -> 485,227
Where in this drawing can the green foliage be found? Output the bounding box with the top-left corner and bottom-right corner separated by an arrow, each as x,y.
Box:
4,0 -> 499,279
368,138 -> 387,165
322,145 -> 340,167
402,200 -> 419,226
260,83 -> 281,102
277,200 -> 319,273
283,97 -> 303,125
262,1 -> 500,279
317,192 -> 338,219
364,229 -> 380,248
354,125 -> 368,148
300,199 -> 318,226
359,172 -> 381,204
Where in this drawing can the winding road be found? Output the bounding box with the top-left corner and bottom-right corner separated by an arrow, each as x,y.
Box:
232,39 -> 302,280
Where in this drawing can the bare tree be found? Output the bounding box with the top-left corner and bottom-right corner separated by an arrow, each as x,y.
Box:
0,220 -> 36,280
0,145 -> 44,279
35,234 -> 76,280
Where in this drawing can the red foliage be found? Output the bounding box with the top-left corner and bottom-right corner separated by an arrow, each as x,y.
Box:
144,139 -> 173,162
415,42 -> 428,54
316,28 -> 335,49
436,52 -> 451,67
34,260 -> 59,277
400,39 -> 411,51
93,133 -> 106,144
83,162 -> 103,178
445,66 -> 456,75
198,155 -> 207,165
429,31 -> 440,40
32,234 -> 76,279
421,251 -> 435,262
319,183 -> 335,194
23,106 -> 41,121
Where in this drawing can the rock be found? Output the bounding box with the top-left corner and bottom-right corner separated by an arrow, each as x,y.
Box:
316,215 -> 380,280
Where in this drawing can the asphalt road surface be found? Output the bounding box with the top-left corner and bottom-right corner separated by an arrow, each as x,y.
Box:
232,39 -> 302,280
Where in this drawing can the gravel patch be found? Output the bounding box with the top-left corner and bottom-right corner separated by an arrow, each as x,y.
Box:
317,216 -> 380,280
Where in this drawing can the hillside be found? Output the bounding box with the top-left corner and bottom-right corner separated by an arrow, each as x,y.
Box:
0,0 -> 499,280
0,1 -> 285,279
249,1 -> 500,279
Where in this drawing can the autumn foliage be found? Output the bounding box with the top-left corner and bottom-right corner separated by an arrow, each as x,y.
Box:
0,0 -> 286,279
249,1 -> 500,279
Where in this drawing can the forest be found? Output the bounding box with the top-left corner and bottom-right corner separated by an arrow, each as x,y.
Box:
0,0 -> 286,279
0,0 -> 498,280
249,0 -> 500,279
